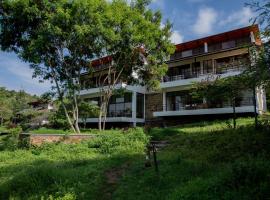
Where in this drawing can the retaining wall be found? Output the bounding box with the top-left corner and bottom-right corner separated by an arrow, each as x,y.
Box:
19,133 -> 96,146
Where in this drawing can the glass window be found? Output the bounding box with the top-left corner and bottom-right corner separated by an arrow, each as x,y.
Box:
222,40 -> 236,49
203,60 -> 213,74
192,62 -> 201,77
208,43 -> 222,52
193,46 -> 204,55
116,97 -> 124,103
236,36 -> 251,47
182,50 -> 192,57
136,93 -> 144,118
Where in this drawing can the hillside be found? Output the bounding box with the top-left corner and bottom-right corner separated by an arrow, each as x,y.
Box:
0,118 -> 270,199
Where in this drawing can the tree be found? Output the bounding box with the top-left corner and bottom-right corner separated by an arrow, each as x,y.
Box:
93,0 -> 175,130
0,0 -> 109,133
0,0 -> 174,132
79,101 -> 99,129
248,1 -> 270,39
192,75 -> 245,129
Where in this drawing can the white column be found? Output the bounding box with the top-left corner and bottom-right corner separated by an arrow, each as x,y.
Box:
163,91 -> 166,112
132,91 -> 137,127
250,31 -> 256,43
200,61 -> 204,75
143,94 -> 146,120
204,42 -> 208,53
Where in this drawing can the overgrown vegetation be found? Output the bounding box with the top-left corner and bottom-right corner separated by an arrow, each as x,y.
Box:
0,118 -> 270,199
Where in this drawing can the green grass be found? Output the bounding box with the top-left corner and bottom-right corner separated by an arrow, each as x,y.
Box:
0,126 -> 7,132
0,118 -> 270,199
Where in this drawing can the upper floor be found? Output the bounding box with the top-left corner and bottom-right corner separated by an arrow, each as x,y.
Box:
80,25 -> 262,94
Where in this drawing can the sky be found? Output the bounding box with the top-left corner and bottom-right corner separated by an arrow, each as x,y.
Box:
0,0 -> 258,95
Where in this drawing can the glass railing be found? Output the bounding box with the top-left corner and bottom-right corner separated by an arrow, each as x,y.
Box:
163,65 -> 245,83
158,98 -> 253,112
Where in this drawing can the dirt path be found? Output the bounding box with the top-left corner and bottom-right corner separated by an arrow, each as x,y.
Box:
100,162 -> 130,200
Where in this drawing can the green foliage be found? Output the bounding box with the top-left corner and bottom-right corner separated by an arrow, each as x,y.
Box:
0,87 -> 37,125
0,0 -> 175,133
114,119 -> 270,200
48,102 -> 70,130
0,126 -> 22,151
88,128 -> 149,154
0,119 -> 270,199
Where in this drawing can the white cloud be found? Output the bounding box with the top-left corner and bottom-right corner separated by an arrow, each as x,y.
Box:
219,7 -> 254,27
192,7 -> 217,36
170,31 -> 184,44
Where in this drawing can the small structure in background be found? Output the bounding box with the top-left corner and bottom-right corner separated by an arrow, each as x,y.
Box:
27,100 -> 54,126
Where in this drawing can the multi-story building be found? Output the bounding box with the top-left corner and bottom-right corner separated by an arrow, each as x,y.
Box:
79,25 -> 267,127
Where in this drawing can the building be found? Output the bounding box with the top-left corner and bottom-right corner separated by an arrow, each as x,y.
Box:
79,25 -> 267,128
27,100 -> 54,126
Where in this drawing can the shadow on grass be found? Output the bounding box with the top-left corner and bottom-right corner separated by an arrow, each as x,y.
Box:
0,152 -> 143,200
113,125 -> 270,200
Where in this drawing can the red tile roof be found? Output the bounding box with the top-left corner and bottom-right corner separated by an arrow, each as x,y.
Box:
90,25 -> 261,68
175,25 -> 261,53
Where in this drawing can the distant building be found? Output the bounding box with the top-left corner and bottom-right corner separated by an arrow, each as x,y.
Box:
27,100 -> 54,126
79,25 -> 267,127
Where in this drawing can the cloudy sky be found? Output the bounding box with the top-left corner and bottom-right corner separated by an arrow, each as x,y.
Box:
0,0 -> 256,95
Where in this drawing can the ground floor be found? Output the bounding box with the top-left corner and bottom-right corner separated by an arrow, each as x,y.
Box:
79,85 -> 267,128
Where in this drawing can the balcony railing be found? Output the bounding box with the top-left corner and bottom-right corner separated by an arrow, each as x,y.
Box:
163,65 -> 245,83
156,98 -> 253,112
107,110 -> 132,118
163,72 -> 201,82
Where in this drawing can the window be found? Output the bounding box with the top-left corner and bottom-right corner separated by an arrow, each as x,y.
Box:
236,36 -> 251,47
179,64 -> 191,79
208,43 -> 222,52
170,52 -> 182,60
193,46 -> 204,55
192,62 -> 201,77
222,40 -> 236,49
136,93 -> 144,118
116,97 -> 124,103
203,60 -> 213,74
181,50 -> 192,57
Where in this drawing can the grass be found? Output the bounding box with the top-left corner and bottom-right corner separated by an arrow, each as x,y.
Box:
0,118 -> 270,199
0,126 -> 7,132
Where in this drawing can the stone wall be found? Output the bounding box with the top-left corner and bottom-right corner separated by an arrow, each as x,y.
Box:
145,93 -> 163,120
19,133 -> 96,146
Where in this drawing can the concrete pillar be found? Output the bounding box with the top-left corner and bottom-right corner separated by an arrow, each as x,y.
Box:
200,61 -> 204,75
163,91 -> 166,111
204,42 -> 208,53
250,31 -> 256,43
212,59 -> 215,74
132,91 -> 137,127
143,94 -> 146,119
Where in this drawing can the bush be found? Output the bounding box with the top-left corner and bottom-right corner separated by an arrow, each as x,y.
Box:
88,128 -> 149,154
0,126 -> 22,151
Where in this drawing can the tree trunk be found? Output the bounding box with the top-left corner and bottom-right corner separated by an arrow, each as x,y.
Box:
61,103 -> 77,133
253,86 -> 258,129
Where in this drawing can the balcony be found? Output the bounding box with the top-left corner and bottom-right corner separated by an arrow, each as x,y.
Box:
80,83 -> 146,97
153,98 -> 254,117
161,65 -> 244,89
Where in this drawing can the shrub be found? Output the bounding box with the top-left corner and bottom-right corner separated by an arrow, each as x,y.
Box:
88,128 -> 149,154
0,127 -> 22,151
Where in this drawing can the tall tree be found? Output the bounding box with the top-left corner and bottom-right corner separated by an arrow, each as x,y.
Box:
0,0 -> 174,132
93,0 -> 175,130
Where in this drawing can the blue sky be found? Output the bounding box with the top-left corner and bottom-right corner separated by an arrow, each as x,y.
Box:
0,0 -> 256,95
